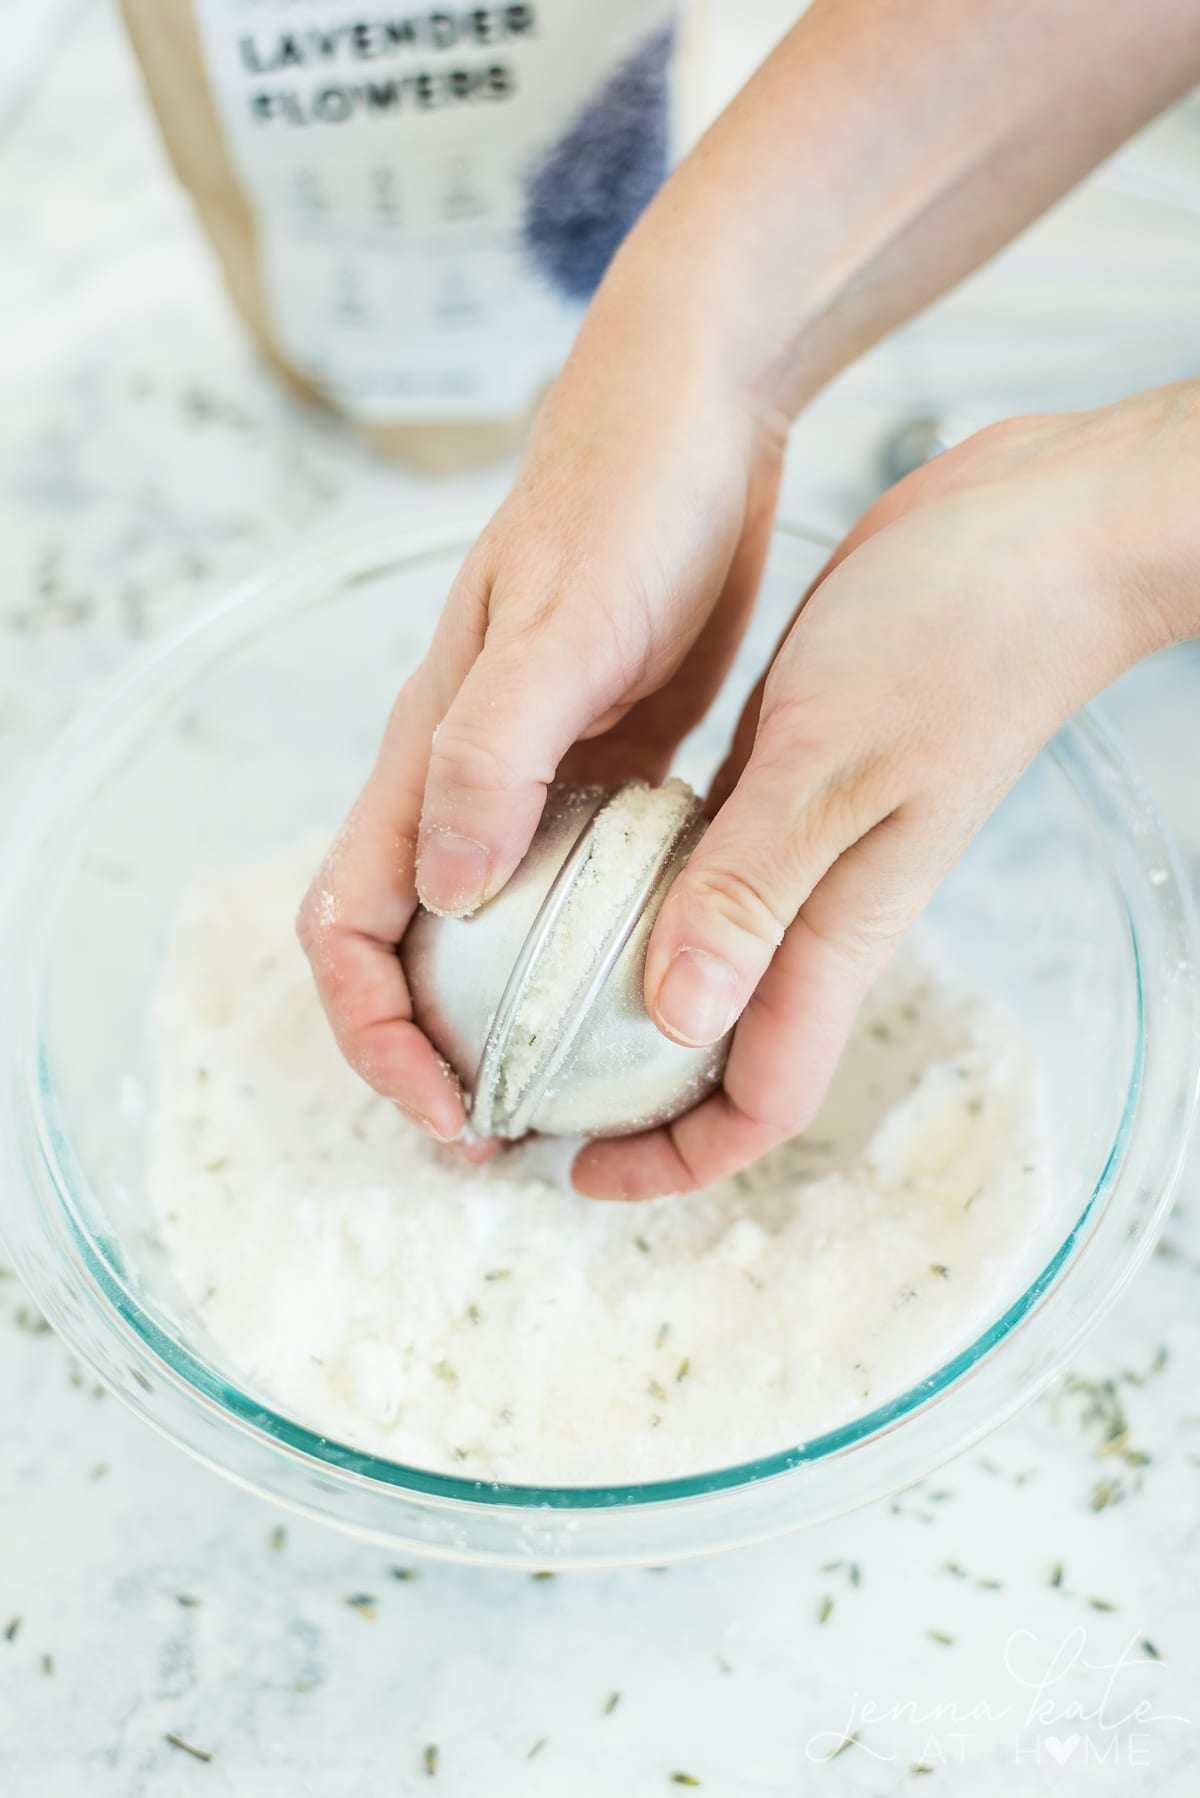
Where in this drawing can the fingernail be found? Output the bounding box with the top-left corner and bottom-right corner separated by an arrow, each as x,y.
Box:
456,1134 -> 498,1165
394,1099 -> 461,1144
655,949 -> 740,1046
417,828 -> 490,916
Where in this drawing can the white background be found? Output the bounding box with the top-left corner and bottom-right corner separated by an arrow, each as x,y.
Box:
1,5 -> 1199,1793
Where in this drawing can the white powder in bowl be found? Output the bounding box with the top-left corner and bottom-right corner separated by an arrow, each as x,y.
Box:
496,777 -> 697,1113
148,836 -> 1048,1485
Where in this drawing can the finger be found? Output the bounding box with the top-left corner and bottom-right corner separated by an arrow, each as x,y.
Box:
415,605 -> 628,916
573,805 -> 947,1199
296,539 -> 508,1129
648,454 -> 1026,1041
448,1132 -> 502,1167
297,663 -> 469,1138
643,696 -> 903,1051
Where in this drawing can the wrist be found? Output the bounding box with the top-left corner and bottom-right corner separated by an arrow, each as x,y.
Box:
546,224 -> 787,475
1106,383 -> 1200,655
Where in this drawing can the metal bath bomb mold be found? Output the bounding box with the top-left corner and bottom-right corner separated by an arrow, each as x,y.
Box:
402,781 -> 731,1140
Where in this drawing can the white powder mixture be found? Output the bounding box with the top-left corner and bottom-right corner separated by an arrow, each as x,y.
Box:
148,837 -> 1048,1486
497,778 -> 697,1114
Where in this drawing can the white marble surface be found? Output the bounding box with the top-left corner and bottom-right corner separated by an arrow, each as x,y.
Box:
2,6 -> 1200,1794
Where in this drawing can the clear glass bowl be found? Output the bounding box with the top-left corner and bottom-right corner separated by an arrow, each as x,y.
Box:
1,524 -> 1197,1568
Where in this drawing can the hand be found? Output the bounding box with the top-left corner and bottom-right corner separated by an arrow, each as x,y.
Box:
296,0 -> 1200,1155
575,383 -> 1200,1199
297,270 -> 787,1141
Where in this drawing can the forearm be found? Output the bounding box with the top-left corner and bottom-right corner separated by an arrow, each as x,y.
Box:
594,0 -> 1200,419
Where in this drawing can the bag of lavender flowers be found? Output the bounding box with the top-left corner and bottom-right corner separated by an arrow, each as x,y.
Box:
120,1 -> 681,470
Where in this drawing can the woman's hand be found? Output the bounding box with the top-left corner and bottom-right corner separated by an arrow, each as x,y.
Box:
296,0 -> 1200,1154
575,383 -> 1200,1199
296,272 -> 786,1140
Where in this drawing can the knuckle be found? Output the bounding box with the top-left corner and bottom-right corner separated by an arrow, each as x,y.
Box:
295,881 -> 346,996
733,1088 -> 806,1143
758,659 -> 804,722
294,886 -> 323,956
750,679 -> 812,749
429,712 -> 542,799
805,758 -> 888,857
797,901 -> 903,977
494,579 -> 651,697
677,861 -> 785,951
944,413 -> 1047,481
957,417 -> 1014,458
441,543 -> 495,631
757,703 -> 894,850
486,585 -> 559,648
388,667 -> 428,722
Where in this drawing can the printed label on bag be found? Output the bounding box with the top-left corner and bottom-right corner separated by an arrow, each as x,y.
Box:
191,2 -> 675,421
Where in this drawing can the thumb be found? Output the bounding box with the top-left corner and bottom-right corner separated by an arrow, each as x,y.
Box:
415,614 -> 617,916
645,721 -> 897,1047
